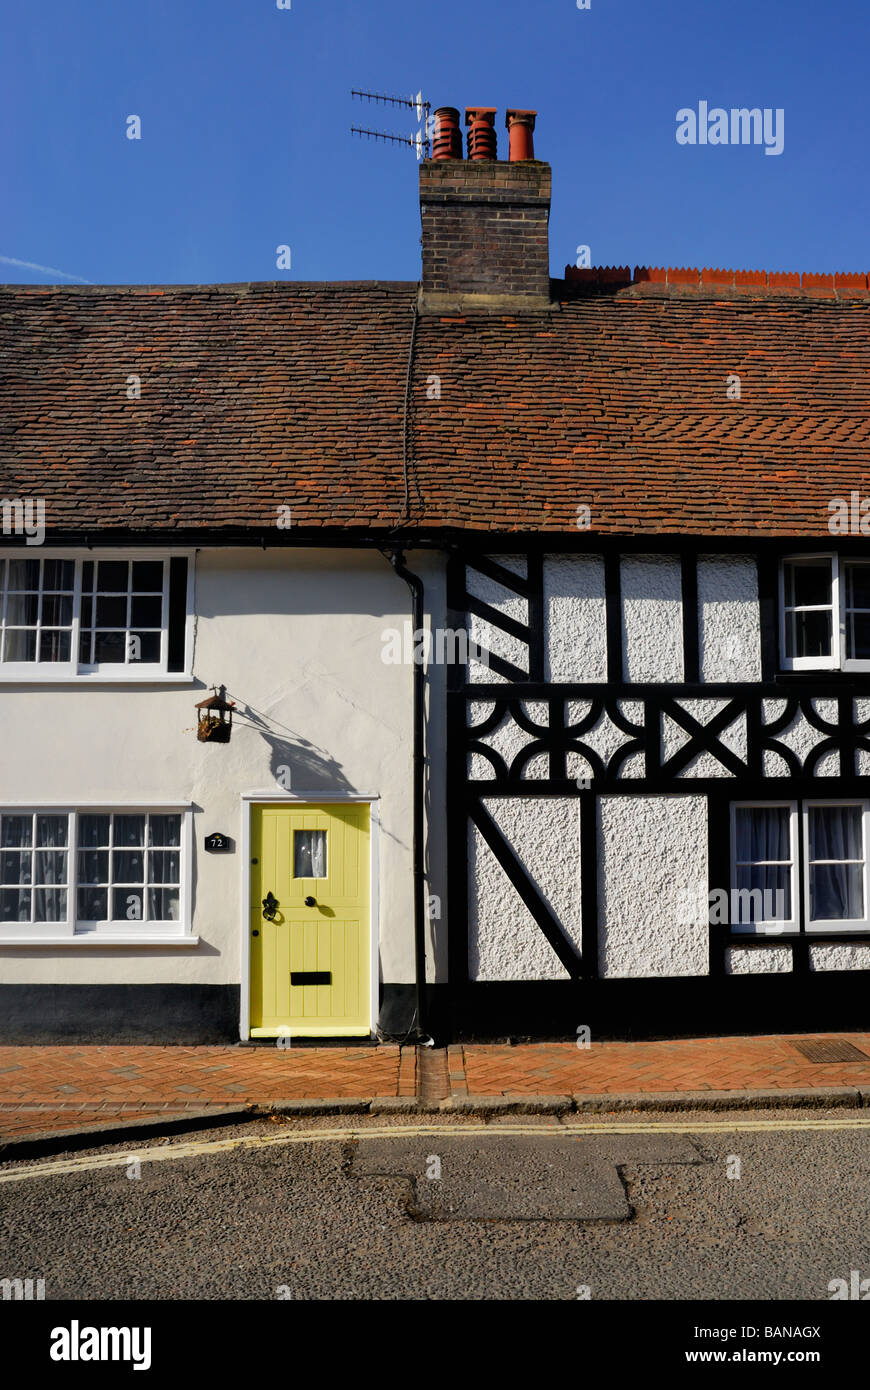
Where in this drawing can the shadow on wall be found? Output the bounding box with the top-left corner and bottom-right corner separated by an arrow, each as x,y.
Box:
229,696 -> 355,793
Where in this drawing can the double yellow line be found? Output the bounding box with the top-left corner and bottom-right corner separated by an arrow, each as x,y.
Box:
2,1114 -> 870,1185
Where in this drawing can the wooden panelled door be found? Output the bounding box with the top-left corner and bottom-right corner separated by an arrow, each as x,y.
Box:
250,803 -> 371,1037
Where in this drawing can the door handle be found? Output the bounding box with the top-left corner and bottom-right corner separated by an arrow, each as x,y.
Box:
262,892 -> 279,920
304,896 -> 316,907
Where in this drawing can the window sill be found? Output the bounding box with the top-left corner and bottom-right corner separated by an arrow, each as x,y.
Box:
0,673 -> 194,685
0,935 -> 200,947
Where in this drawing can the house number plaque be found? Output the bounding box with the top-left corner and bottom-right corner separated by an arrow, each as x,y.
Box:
204,832 -> 232,853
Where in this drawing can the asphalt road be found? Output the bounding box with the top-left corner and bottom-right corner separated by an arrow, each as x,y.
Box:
2,1110 -> 870,1300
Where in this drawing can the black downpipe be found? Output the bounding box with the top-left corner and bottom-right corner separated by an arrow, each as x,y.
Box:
389,549 -> 430,1043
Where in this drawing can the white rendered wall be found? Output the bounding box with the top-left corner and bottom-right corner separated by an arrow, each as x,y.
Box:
621,555 -> 683,683
468,797 -> 581,980
697,555 -> 761,682
544,556 -> 607,682
467,556 -> 527,684
0,548 -> 448,989
597,794 -> 708,977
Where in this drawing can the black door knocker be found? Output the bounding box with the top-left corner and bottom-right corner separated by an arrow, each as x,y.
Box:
262,892 -> 279,921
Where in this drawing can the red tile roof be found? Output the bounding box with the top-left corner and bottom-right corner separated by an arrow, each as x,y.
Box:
2,276 -> 869,538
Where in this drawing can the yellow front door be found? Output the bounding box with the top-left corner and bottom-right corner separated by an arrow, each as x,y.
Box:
250,802 -> 371,1038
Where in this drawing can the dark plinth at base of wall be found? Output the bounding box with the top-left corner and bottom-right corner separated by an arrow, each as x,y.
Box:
377,983 -> 451,1041
0,985 -> 240,1044
447,976 -> 870,1043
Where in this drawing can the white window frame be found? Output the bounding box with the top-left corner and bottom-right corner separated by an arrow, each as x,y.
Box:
729,800 -> 800,936
0,804 -> 194,944
779,553 -> 870,673
0,549 -> 195,683
802,799 -> 870,934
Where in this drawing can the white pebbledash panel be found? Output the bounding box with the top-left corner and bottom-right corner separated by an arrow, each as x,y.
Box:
467,557 -> 528,684
697,555 -> 761,683
620,555 -> 683,683
809,943 -> 870,971
725,946 -> 793,974
597,794 -> 708,977
468,797 -> 581,980
543,555 -> 607,682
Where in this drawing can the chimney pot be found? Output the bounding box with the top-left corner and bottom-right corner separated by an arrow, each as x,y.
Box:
505,109 -> 537,161
465,106 -> 497,161
432,107 -> 462,160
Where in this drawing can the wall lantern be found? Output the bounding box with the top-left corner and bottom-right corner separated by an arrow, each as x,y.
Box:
196,686 -> 235,744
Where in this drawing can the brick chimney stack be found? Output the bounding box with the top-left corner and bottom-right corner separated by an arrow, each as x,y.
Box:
418,106 -> 551,313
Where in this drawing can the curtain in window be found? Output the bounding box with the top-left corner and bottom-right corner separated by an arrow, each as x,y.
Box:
808,805 -> 864,921
294,830 -> 327,879
734,806 -> 791,924
33,815 -> 68,922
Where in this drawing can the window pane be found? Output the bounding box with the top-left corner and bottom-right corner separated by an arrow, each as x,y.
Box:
148,886 -> 179,921
149,815 -> 181,847
77,887 -> 107,920
95,595 -> 127,626
78,630 -> 93,665
36,815 -> 68,847
130,595 -> 162,627
114,815 -> 145,846
4,630 -> 36,662
0,888 -> 31,921
41,594 -> 73,626
733,865 -> 791,923
735,806 -> 790,863
97,561 -> 129,592
113,887 -> 143,921
1,815 -> 32,848
79,815 -> 110,848
78,850 -> 109,883
785,608 -> 832,660
810,864 -> 864,921
132,561 -> 163,592
42,559 -> 74,592
33,888 -> 67,922
845,563 -> 870,611
33,851 -> 67,885
0,852 -> 31,885
81,561 -> 94,591
129,632 -> 160,663
149,850 -> 179,884
39,630 -> 71,663
809,805 -> 863,862
112,850 -> 144,882
5,593 -> 39,625
94,631 -> 126,663
784,558 -> 832,609
293,830 -> 327,878
7,559 -> 40,590
846,612 -> 870,662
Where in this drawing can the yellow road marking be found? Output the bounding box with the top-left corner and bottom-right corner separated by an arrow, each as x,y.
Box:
2,1115 -> 870,1185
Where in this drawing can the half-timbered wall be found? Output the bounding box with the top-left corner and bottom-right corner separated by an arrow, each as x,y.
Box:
447,545 -> 870,1028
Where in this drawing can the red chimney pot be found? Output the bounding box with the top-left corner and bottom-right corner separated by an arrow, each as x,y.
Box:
432,107 -> 462,160
505,109 -> 537,161
465,107 -> 497,161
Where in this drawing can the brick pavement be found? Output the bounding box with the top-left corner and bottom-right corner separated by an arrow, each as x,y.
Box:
458,1034 -> 870,1095
2,1034 -> 870,1144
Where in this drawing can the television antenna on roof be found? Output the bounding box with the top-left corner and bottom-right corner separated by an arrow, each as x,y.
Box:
351,89 -> 432,160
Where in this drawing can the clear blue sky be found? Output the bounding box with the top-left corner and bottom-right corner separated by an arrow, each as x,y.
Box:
2,0 -> 867,285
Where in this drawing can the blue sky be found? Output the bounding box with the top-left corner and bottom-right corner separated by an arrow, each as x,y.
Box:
2,0 -> 868,285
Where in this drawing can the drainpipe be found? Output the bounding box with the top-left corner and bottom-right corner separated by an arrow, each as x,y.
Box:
389,548 -> 430,1044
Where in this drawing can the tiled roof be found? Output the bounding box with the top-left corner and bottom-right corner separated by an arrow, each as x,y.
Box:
2,276 -> 869,538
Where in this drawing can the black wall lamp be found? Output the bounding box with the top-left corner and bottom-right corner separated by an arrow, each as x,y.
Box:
196,685 -> 235,743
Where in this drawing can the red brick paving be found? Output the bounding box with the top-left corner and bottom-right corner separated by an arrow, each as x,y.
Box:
459,1034 -> 870,1096
3,1034 -> 870,1144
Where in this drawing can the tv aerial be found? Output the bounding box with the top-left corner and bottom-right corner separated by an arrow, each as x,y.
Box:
351,89 -> 432,160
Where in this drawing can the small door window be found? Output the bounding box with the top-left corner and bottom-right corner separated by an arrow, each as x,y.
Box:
294,830 -> 327,879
